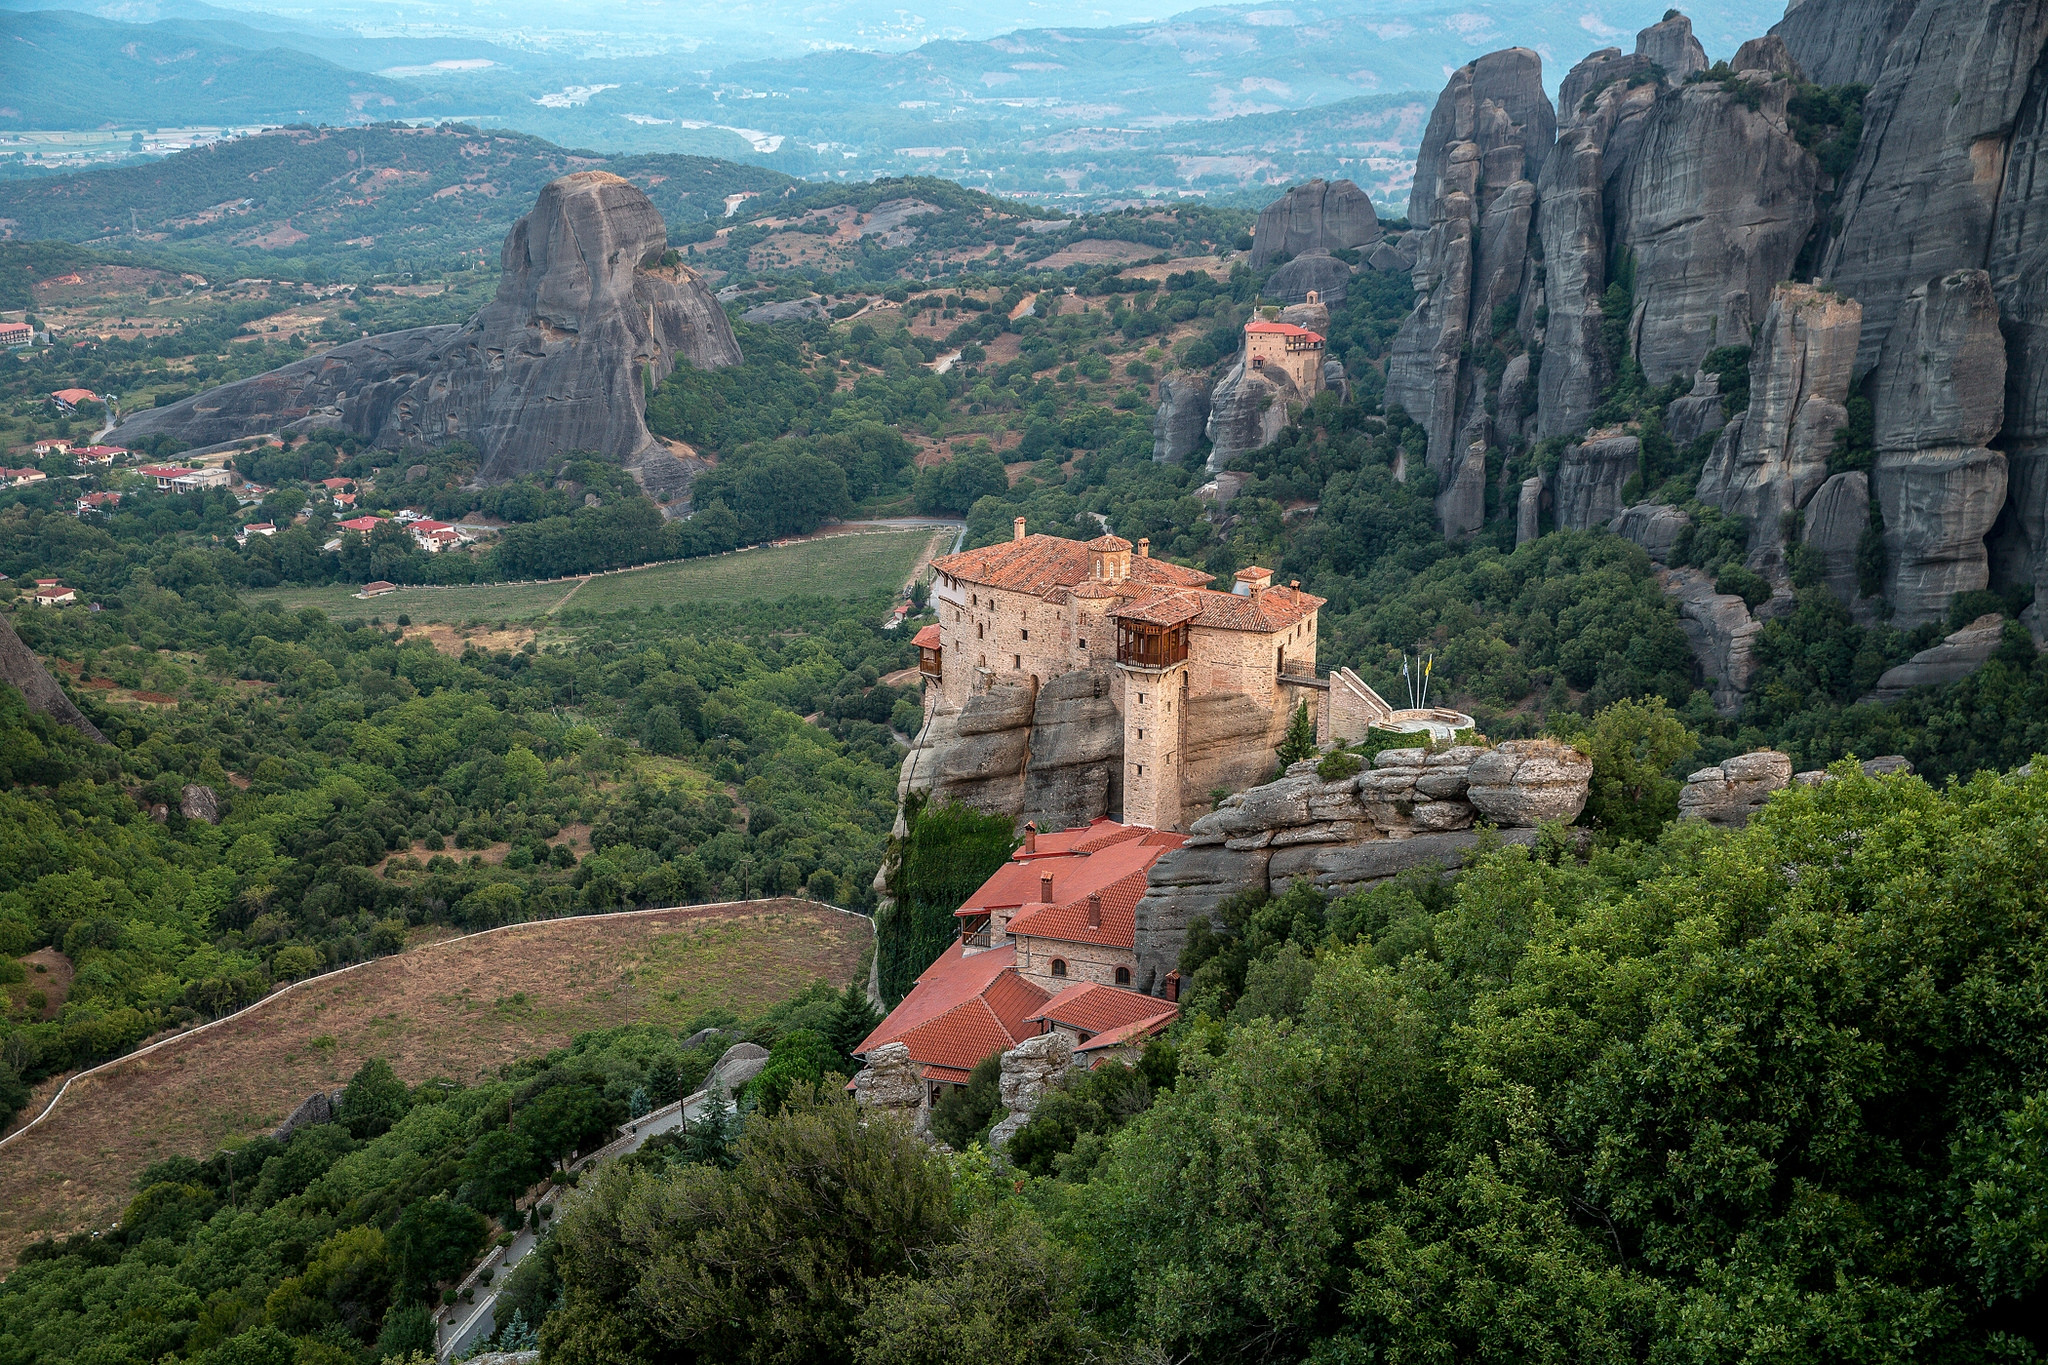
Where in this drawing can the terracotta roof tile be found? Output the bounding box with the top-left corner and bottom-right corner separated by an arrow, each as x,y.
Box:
1245,320 -> 1325,342
912,622 -> 941,649
933,533 -> 1209,599
1007,866 -> 1153,949
1189,584 -> 1324,632
1027,981 -> 1179,1040
854,943 -> 1049,1075
959,824 -> 1181,924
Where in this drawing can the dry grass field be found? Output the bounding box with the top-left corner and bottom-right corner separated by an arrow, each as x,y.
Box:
0,899 -> 868,1265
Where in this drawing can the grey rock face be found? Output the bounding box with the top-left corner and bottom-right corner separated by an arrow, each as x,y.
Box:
1772,0 -> 1918,87
1388,47 -> 1554,537
852,1041 -> 930,1135
1665,371 -> 1728,447
1801,471 -> 1875,613
1613,502 -> 1692,563
1990,50 -> 2048,635
1464,739 -> 1593,825
1872,270 -> 2008,453
1678,750 -> 1794,825
1553,433 -> 1640,530
1821,0 -> 2048,374
740,296 -> 828,324
1022,670 -> 1124,833
1696,284 -> 1861,576
114,172 -> 742,483
1367,239 -> 1416,274
271,1090 -> 343,1142
1250,179 -> 1382,268
1152,373 -> 1212,463
1730,35 -> 1802,79
1661,566 -> 1762,715
1205,357 -> 1295,471
1516,475 -> 1545,545
988,1031 -> 1074,1147
1865,613 -> 2018,700
1875,448 -> 2011,627
0,614 -> 104,742
180,784 -> 221,825
900,683 -> 1037,816
1535,52 -> 1661,441
1266,251 -> 1353,306
711,1042 -> 771,1095
1616,73 -> 1819,388
1634,13 -> 1709,83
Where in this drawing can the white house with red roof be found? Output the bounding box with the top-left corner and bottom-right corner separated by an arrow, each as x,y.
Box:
49,388 -> 98,413
335,515 -> 385,535
855,817 -> 1184,1101
140,464 -> 191,490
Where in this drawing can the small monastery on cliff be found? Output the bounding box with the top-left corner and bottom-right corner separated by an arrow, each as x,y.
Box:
913,521 -> 1393,831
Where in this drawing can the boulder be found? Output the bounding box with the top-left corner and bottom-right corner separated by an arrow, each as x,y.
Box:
988,1031 -> 1075,1147
271,1089 -> 343,1142
113,172 -> 742,483
851,1041 -> 929,1134
710,1041 -> 771,1095
681,1027 -> 728,1051
1366,240 -> 1416,274
1665,371 -> 1728,447
1152,372 -> 1212,463
1660,566 -> 1761,715
1464,739 -> 1593,825
1613,503 -> 1691,563
0,615 -> 104,742
1250,179 -> 1382,268
1553,433 -> 1640,530
1863,613 -> 2021,701
741,296 -> 828,324
1266,251 -> 1353,306
1730,34 -> 1801,79
180,784 -> 221,825
898,683 -> 1038,815
1677,750 -> 1793,826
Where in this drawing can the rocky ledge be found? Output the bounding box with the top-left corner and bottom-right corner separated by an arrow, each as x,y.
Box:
1130,739 -> 1591,991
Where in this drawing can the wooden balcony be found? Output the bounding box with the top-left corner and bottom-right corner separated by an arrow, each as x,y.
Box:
918,644 -> 943,681
1116,620 -> 1189,670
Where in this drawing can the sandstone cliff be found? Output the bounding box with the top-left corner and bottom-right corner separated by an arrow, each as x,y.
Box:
1129,739 -> 1590,991
113,172 -> 741,493
0,615 -> 105,742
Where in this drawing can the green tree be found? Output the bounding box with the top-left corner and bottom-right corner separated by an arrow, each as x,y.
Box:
515,1083 -> 613,1168
459,1127 -> 545,1220
1276,701 -> 1317,766
749,1028 -> 838,1116
1568,695 -> 1699,842
337,1058 -> 408,1140
389,1199 -> 488,1299
928,1051 -> 1002,1150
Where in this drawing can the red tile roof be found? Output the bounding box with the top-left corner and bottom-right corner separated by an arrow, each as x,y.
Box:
912,622 -> 941,649
50,388 -> 98,405
933,532 -> 1210,599
1245,320 -> 1325,342
336,516 -> 384,533
1026,982 -> 1179,1045
971,825 -> 1185,951
855,943 -> 1050,1079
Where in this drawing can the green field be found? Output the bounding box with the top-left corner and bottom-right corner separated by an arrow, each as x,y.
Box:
245,528 -> 948,622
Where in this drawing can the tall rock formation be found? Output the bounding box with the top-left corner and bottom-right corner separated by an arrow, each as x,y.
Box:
1614,42 -> 1820,388
113,172 -> 741,491
1385,47 -> 1555,538
1204,298 -> 1330,471
1988,34 -> 2048,634
1248,179 -> 1382,267
1696,283 -> 1862,579
1870,270 -> 2009,625
1151,373 -> 1211,463
1814,0 -> 2048,374
1771,0 -> 1921,88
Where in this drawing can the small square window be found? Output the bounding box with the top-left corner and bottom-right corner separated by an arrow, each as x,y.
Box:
1021,629 -> 1029,640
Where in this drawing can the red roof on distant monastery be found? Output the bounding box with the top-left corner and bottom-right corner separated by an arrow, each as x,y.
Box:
1244,320 -> 1325,342
1027,981 -> 1179,1050
855,943 -> 1051,1083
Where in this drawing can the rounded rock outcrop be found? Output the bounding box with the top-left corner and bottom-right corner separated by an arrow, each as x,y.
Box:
1464,739 -> 1593,825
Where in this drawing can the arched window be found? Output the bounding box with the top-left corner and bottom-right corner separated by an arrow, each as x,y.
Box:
1050,959 -> 1067,979
1115,966 -> 1131,985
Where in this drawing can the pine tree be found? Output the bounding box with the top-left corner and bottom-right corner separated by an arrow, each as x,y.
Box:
1276,701 -> 1318,766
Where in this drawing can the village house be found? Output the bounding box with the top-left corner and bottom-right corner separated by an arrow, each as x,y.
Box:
171,468 -> 233,494
0,322 -> 32,351
236,522 -> 277,545
70,445 -> 126,466
49,388 -> 98,413
31,579 -> 75,607
1,466 -> 49,488
76,491 -> 121,516
923,523 -> 1354,830
357,581 -> 398,598
855,818 -> 1183,1104
140,464 -> 191,490
335,515 -> 385,535
30,440 -> 70,458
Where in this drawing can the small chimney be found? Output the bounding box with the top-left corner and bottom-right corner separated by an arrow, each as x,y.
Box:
1023,821 -> 1038,854
1137,538 -> 1150,558
1040,872 -> 1055,903
1164,969 -> 1181,1003
1087,892 -> 1102,928
1235,566 -> 1274,598
1013,516 -> 1027,542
